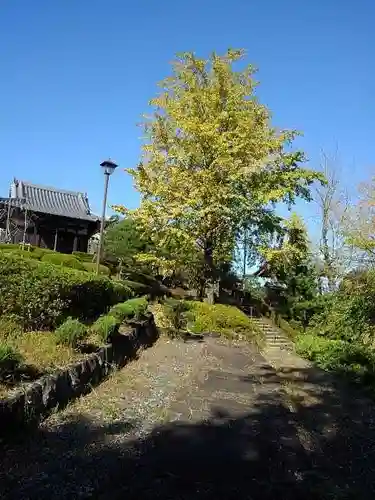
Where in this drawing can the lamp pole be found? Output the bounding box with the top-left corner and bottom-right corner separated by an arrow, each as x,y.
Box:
96,159 -> 118,275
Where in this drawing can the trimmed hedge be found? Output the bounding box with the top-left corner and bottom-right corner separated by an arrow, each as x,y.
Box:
72,251 -> 95,263
122,279 -> 148,293
185,301 -> 262,343
0,253 -> 132,330
82,262 -> 111,276
109,297 -> 148,322
41,253 -> 85,270
0,243 -> 23,252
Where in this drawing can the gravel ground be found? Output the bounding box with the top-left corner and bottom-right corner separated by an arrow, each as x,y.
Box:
2,335 -> 375,499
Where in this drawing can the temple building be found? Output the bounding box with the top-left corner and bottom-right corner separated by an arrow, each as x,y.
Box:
0,179 -> 99,253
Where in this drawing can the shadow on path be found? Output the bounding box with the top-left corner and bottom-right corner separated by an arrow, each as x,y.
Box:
2,361 -> 375,499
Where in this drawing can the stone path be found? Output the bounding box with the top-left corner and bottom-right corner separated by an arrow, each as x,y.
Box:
1,334 -> 375,499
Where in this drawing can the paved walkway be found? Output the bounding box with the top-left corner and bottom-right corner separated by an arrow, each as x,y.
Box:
1,335 -> 375,499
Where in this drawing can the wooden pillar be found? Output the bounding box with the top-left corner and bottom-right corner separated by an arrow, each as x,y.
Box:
53,229 -> 58,251
33,224 -> 38,246
73,231 -> 78,252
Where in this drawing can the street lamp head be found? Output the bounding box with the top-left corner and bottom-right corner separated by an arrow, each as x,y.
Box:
100,158 -> 118,176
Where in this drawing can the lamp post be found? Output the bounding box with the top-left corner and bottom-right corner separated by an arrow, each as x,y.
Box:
96,158 -> 118,275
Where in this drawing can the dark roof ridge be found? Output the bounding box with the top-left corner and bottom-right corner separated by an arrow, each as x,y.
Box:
13,178 -> 88,198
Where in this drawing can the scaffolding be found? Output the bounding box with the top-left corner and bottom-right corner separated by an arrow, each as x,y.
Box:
0,198 -> 36,247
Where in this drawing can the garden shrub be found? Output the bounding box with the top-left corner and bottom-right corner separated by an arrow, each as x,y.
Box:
122,279 -> 148,293
82,262 -> 111,276
72,251 -> 95,263
109,297 -> 148,322
0,343 -> 23,378
0,243 -> 22,252
290,295 -> 332,327
41,252 -> 85,270
0,253 -> 131,330
55,318 -> 87,347
0,315 -> 23,340
163,298 -> 190,334
307,271 -> 375,343
185,301 -> 262,342
296,333 -> 375,386
0,248 -> 40,260
91,314 -> 120,344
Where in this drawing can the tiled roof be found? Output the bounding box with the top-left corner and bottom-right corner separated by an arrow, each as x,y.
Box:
2,179 -> 98,222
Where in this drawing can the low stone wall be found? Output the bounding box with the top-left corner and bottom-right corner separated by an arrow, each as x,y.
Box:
0,313 -> 158,434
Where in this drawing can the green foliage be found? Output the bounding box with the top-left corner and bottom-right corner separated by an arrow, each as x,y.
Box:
290,295 -> 332,328
163,298 -> 191,334
0,253 -> 131,330
117,49 -> 323,291
0,243 -> 22,251
121,279 -> 148,292
296,334 -> 375,386
243,276 -> 266,302
308,271 -> 375,343
0,343 -> 23,377
108,297 -> 148,322
91,314 -> 120,344
186,301 -> 262,342
41,252 -> 85,270
0,315 -> 23,340
82,262 -> 111,275
55,318 -> 87,347
72,251 -> 95,263
104,216 -> 155,270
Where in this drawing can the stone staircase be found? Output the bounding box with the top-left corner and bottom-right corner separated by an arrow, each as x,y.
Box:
251,316 -> 294,352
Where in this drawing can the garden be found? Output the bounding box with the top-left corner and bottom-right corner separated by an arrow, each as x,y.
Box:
3,47 -> 375,403
0,247 -> 152,397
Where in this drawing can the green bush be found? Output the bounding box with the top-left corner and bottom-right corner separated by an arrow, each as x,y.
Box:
185,301 -> 262,343
31,247 -> 55,259
0,343 -> 23,377
55,318 -> 87,347
82,262 -> 111,276
0,248 -> 40,261
0,243 -> 23,252
163,298 -> 190,333
122,279 -> 148,293
305,270 -> 375,343
0,253 -> 131,330
0,315 -> 23,340
91,314 -> 120,344
41,253 -> 85,270
109,297 -> 148,322
290,296 -> 331,327
296,333 -> 375,386
72,251 -> 95,263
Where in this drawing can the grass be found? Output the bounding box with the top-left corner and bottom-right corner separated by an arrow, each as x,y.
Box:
91,314 -> 120,344
0,329 -> 107,397
9,331 -> 82,371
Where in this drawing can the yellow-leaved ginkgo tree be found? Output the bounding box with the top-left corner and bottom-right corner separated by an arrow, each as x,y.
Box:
120,49 -> 324,298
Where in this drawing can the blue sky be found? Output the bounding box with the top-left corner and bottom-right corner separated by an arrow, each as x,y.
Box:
1,1 -> 374,237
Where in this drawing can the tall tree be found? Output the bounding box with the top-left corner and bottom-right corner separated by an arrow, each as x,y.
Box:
343,175 -> 375,267
104,216 -> 154,272
314,151 -> 351,289
260,213 -> 318,302
123,49 -> 323,296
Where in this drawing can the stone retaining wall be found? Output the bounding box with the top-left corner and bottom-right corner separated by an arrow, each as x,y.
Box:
0,313 -> 158,434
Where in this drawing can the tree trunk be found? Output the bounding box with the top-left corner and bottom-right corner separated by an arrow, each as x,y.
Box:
203,239 -> 218,304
